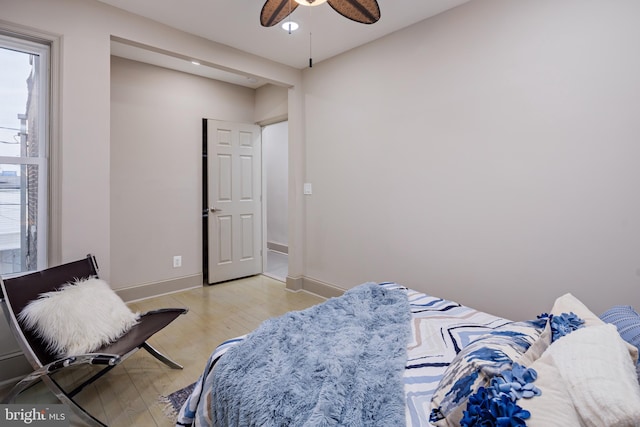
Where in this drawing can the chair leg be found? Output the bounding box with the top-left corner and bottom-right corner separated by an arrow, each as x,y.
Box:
42,376 -> 107,427
1,372 -> 45,404
142,342 -> 183,369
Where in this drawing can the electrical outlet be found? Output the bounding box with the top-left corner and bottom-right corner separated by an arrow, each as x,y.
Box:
173,255 -> 182,268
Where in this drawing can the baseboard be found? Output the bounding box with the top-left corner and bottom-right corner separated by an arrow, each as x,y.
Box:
285,275 -> 302,291
285,275 -> 345,299
267,242 -> 288,254
0,351 -> 32,388
116,274 -> 203,303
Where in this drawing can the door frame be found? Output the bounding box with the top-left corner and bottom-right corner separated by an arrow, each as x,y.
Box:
261,120 -> 289,281
202,118 -> 210,284
203,118 -> 289,284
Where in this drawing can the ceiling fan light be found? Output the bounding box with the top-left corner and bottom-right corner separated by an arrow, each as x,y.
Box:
281,21 -> 299,32
294,0 -> 328,6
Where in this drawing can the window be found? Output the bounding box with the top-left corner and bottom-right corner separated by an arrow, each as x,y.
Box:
0,33 -> 49,274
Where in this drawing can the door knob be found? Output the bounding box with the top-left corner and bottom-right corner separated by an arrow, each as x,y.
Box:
210,207 -> 222,212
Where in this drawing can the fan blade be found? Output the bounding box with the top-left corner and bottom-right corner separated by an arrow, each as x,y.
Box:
327,0 -> 380,24
261,0 -> 300,27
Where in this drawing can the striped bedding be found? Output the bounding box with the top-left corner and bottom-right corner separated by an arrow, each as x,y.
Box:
176,283 -> 511,427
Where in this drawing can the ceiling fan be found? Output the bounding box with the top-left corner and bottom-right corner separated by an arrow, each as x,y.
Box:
260,0 -> 381,27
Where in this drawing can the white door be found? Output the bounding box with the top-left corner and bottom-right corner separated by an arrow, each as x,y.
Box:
207,119 -> 262,284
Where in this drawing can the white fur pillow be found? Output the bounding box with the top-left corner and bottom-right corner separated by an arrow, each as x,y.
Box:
18,277 -> 139,357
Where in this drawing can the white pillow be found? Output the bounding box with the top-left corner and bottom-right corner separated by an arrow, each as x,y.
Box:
518,354 -> 583,427
522,324 -> 640,427
18,277 -> 139,357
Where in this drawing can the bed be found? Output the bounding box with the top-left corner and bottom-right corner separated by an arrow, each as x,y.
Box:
176,282 -> 640,427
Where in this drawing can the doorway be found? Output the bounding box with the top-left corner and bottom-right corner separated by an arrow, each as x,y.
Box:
262,121 -> 288,282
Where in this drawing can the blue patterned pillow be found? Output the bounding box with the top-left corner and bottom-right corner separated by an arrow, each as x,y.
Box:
429,319 -> 546,426
600,305 -> 640,380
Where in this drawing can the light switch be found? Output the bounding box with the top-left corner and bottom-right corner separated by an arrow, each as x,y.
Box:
303,183 -> 312,195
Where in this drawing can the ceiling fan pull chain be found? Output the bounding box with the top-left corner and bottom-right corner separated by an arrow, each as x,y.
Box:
308,5 -> 313,67
309,32 -> 313,67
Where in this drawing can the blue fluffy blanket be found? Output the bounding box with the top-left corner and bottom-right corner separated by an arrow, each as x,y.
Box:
209,283 -> 411,426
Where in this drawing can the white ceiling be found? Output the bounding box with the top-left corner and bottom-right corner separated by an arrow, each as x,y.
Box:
101,0 -> 469,86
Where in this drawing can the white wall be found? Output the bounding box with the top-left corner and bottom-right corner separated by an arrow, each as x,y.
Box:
256,84 -> 288,125
301,0 -> 640,319
110,56 -> 256,291
1,0 -> 301,285
264,121 -> 289,250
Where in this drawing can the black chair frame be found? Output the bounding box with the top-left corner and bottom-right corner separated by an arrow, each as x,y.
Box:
0,254 -> 188,426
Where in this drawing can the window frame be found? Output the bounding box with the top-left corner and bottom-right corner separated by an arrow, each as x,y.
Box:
0,27 -> 58,274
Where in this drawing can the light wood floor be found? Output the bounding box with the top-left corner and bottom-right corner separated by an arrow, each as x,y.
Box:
0,275 -> 325,426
